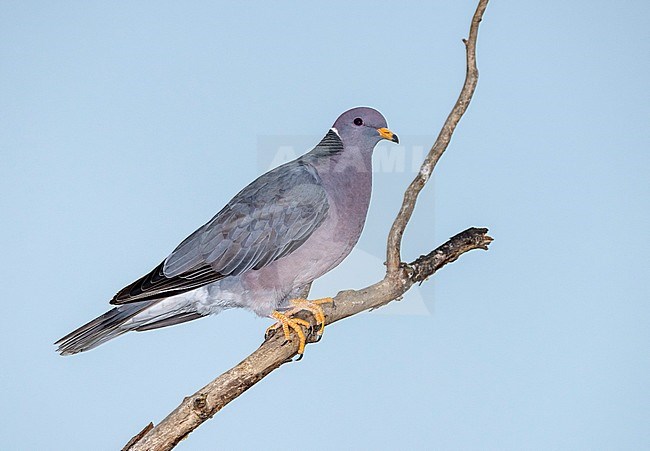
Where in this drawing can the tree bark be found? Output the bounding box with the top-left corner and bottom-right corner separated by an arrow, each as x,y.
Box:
125,1 -> 490,449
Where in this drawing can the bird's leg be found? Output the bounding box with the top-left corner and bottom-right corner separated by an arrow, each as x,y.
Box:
264,297 -> 333,356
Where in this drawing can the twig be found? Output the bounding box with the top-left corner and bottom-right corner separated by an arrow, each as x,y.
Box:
386,0 -> 489,274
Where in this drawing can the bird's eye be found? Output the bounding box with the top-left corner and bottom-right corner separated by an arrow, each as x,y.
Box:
353,117 -> 363,126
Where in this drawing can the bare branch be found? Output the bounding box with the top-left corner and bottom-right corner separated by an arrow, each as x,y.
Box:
122,423 -> 153,451
125,228 -> 492,451
386,0 -> 489,274
125,1 -> 491,449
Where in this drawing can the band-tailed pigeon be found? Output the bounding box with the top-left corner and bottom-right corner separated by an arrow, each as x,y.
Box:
56,107 -> 398,356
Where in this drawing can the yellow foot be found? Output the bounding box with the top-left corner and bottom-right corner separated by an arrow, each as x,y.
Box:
265,297 -> 334,356
265,311 -> 311,354
285,297 -> 333,336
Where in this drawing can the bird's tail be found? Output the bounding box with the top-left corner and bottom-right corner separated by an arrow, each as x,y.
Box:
55,302 -> 153,356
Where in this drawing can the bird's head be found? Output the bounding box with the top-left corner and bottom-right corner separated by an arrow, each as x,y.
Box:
331,107 -> 399,149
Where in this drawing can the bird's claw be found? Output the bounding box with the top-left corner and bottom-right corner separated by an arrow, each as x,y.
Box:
287,297 -> 333,336
265,297 -> 333,356
266,311 -> 310,354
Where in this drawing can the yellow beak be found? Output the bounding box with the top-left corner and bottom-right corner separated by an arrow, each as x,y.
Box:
377,127 -> 399,143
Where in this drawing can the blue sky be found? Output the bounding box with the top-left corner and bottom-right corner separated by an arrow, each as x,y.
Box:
1,1 -> 648,450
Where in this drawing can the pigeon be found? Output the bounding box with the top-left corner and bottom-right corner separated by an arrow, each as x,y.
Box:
55,107 -> 398,356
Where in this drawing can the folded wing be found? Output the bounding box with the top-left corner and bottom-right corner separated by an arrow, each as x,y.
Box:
111,161 -> 329,304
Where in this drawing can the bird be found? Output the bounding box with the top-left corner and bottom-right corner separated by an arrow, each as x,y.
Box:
55,107 -> 399,356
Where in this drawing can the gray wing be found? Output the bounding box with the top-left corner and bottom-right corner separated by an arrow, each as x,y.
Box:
111,160 -> 329,304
